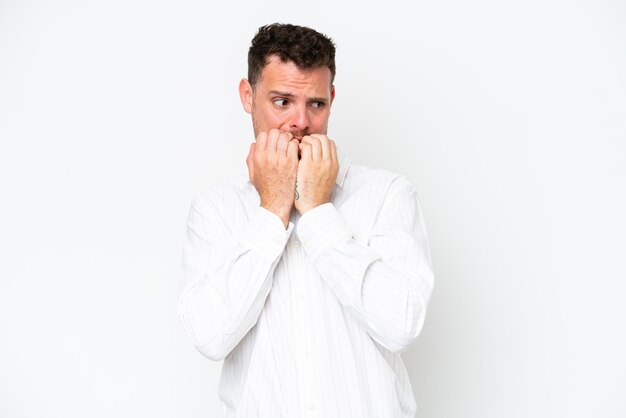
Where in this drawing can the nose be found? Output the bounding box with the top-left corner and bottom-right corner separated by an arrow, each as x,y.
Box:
289,105 -> 309,134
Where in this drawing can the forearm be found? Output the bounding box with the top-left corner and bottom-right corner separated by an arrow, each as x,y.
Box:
178,248 -> 283,360
297,191 -> 434,354
307,239 -> 432,353
178,200 -> 293,361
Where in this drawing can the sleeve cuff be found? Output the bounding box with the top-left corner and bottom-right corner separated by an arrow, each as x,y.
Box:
241,206 -> 294,259
296,203 -> 353,260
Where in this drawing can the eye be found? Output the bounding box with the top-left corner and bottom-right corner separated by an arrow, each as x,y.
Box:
273,98 -> 289,107
311,101 -> 325,109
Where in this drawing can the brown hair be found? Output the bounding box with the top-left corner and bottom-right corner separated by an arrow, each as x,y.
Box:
247,23 -> 336,88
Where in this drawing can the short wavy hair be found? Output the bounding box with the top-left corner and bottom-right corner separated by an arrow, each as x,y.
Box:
247,23 -> 336,88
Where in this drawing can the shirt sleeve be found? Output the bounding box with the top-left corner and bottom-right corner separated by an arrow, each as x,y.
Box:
177,193 -> 294,361
296,177 -> 434,354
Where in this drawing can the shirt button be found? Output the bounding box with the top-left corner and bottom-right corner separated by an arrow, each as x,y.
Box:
292,240 -> 300,247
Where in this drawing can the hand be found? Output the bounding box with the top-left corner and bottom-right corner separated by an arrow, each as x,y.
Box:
246,129 -> 300,228
294,134 -> 339,215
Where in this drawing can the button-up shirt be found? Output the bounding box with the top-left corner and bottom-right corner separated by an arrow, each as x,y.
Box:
177,147 -> 434,418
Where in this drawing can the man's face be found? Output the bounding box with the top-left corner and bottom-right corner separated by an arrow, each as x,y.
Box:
239,55 -> 335,142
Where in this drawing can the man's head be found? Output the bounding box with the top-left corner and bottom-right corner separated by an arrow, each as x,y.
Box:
239,23 -> 336,140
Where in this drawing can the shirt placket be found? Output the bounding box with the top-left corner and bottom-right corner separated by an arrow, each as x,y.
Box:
289,228 -> 317,417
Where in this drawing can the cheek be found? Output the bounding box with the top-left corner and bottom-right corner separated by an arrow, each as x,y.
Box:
260,108 -> 287,129
310,112 -> 330,130
252,111 -> 269,130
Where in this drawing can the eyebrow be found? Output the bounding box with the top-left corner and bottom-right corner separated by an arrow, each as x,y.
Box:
268,90 -> 328,103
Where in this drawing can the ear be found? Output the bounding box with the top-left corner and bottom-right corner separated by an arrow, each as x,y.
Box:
330,84 -> 336,107
239,78 -> 253,114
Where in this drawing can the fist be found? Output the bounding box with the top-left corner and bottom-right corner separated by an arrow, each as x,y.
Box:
294,134 -> 339,215
246,129 -> 300,228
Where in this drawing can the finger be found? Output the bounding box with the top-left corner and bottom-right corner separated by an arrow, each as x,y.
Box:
311,134 -> 331,160
277,131 -> 293,155
280,131 -> 294,141
256,131 -> 268,151
329,139 -> 337,162
299,142 -> 312,161
287,139 -> 299,162
301,135 -> 322,160
267,128 -> 281,152
277,137 -> 289,154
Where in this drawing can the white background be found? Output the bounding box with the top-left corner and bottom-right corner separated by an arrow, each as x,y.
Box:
1,0 -> 625,417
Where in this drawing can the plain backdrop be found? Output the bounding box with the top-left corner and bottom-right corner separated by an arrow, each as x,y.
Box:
1,0 -> 625,417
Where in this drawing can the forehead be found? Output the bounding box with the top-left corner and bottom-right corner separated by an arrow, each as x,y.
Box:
256,55 -> 332,96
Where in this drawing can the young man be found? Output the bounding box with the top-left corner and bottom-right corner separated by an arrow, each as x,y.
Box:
178,23 -> 434,418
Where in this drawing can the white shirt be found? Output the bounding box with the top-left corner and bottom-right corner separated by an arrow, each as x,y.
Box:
177,147 -> 434,418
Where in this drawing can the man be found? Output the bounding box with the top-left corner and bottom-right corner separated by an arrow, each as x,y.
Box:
178,23 -> 434,418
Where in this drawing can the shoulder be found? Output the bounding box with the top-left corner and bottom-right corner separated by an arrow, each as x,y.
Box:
190,175 -> 253,214
344,161 -> 416,201
184,176 -> 255,243
335,161 -> 420,239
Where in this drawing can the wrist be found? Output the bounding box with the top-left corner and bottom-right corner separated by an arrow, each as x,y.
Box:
260,202 -> 292,228
296,200 -> 328,215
